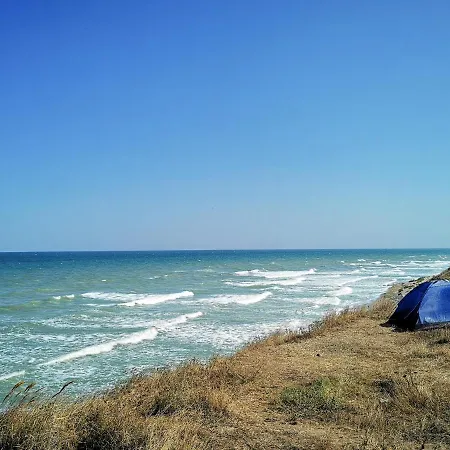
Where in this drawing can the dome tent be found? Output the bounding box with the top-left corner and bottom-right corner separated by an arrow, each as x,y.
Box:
387,280 -> 450,330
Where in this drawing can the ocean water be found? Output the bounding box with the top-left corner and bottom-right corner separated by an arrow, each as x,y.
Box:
0,249 -> 449,398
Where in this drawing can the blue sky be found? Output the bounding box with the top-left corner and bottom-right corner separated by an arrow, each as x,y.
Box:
1,1 -> 449,251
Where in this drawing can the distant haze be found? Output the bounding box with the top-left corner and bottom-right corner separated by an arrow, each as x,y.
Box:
1,1 -> 449,251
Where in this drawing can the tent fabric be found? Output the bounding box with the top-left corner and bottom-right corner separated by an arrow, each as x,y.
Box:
387,280 -> 450,330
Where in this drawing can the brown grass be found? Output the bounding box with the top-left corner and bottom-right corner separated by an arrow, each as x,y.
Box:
2,268 -> 450,449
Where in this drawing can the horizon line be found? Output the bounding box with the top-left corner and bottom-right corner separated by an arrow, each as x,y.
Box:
1,247 -> 450,253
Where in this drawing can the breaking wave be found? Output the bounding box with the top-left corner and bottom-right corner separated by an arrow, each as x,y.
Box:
42,312 -> 203,366
205,292 -> 272,305
42,328 -> 159,365
234,269 -> 315,278
156,312 -> 203,329
81,291 -> 194,306
121,291 -> 194,307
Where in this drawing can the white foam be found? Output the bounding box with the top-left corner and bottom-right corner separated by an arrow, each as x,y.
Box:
41,311 -> 203,366
333,286 -> 353,296
381,270 -> 406,276
334,275 -> 379,287
301,296 -> 342,306
121,291 -> 194,307
408,260 -> 439,265
206,291 -> 272,305
43,327 -> 159,365
275,277 -> 306,286
235,269 -> 315,279
224,281 -> 263,287
173,322 -> 281,350
280,319 -> 308,330
224,276 -> 305,287
82,292 -> 137,301
397,260 -> 449,269
0,370 -> 26,381
157,312 -> 203,329
52,294 -> 75,300
85,303 -> 111,308
234,269 -> 260,276
81,291 -> 194,306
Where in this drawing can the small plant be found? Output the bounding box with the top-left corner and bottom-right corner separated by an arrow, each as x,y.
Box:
278,378 -> 343,420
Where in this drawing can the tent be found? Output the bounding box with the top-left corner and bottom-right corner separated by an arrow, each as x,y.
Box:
387,280 -> 450,330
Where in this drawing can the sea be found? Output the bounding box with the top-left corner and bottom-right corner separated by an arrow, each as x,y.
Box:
1,249 -> 449,399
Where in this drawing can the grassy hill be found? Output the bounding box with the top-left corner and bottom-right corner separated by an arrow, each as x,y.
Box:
1,269 -> 450,449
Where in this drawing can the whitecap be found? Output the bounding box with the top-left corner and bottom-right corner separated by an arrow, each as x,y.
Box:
156,312 -> 203,330
81,291 -> 194,306
121,291 -> 194,307
205,291 -> 272,305
276,277 -> 306,286
234,269 -> 261,276
234,269 -> 315,279
52,294 -> 75,300
82,292 -> 138,301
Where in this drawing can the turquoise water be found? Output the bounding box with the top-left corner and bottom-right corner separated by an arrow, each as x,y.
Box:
1,249 -> 449,398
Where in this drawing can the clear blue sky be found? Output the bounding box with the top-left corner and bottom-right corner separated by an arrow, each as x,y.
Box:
1,1 -> 449,251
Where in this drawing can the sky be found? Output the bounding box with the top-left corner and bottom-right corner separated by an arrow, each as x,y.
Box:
1,0 -> 450,251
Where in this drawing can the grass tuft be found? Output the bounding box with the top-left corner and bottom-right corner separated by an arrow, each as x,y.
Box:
278,378 -> 343,420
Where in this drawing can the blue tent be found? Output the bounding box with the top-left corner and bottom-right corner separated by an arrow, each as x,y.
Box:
387,280 -> 450,330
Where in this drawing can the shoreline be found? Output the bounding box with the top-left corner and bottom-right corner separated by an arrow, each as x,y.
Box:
1,267 -> 450,449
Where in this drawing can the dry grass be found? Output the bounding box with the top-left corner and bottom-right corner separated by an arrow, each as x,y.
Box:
2,268 -> 450,449
0,358 -> 246,449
